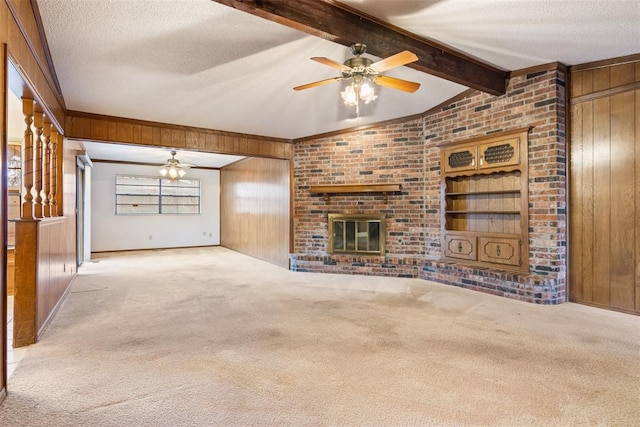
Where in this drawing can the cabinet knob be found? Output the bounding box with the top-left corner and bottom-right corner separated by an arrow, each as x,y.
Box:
496,245 -> 501,257
458,242 -> 463,252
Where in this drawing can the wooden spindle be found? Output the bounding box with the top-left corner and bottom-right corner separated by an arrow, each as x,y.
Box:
21,98 -> 35,219
33,111 -> 44,218
50,128 -> 59,217
57,131 -> 64,216
42,121 -> 52,217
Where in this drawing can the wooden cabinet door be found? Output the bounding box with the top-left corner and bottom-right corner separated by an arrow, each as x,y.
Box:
443,145 -> 477,173
478,236 -> 521,266
479,138 -> 520,169
444,234 -> 476,260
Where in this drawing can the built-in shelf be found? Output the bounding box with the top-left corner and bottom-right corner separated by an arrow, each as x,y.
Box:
446,210 -> 521,214
310,183 -> 402,202
440,127 -> 530,270
445,190 -> 521,196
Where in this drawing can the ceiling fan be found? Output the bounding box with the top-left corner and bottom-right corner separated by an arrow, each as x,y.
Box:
294,43 -> 421,105
160,150 -> 195,180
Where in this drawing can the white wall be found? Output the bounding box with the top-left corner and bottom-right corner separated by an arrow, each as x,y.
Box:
83,160 -> 92,261
91,162 -> 220,252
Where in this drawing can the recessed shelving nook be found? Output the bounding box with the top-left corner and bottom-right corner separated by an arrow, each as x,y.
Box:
440,127 -> 530,271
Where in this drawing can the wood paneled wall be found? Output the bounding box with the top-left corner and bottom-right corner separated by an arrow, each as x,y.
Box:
570,56 -> 640,314
3,0 -> 65,128
221,157 -> 291,268
13,217 -> 73,346
66,111 -> 292,159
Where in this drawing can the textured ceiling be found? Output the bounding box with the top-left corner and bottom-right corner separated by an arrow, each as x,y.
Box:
30,0 -> 640,162
342,0 -> 640,70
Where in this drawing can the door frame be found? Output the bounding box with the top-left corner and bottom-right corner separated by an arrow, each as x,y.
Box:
76,154 -> 92,267
1,44 -> 9,403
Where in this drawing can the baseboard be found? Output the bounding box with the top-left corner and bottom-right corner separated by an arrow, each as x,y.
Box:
569,298 -> 639,316
37,274 -> 76,341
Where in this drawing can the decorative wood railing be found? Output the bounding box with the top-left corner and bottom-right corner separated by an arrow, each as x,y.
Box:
13,97 -> 66,347
20,97 -> 63,220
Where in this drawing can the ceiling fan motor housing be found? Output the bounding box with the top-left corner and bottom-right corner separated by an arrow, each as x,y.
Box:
342,56 -> 374,77
349,43 -> 367,56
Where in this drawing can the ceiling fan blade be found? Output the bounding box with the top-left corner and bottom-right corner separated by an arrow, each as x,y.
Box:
293,77 -> 344,91
375,75 -> 421,93
369,50 -> 418,73
311,57 -> 352,71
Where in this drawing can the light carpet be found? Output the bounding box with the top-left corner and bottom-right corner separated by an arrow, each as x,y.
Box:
1,246 -> 638,426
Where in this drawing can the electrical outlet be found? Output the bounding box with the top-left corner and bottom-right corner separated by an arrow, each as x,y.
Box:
148,235 -> 153,240
209,233 -> 212,237
203,231 -> 207,236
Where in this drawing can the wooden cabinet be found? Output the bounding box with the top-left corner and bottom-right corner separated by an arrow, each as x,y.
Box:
440,128 -> 529,271
7,249 -> 15,296
7,191 -> 21,246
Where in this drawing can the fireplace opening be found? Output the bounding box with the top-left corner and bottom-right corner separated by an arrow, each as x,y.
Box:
328,214 -> 386,255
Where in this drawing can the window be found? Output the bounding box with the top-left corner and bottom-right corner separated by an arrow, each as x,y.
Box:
115,175 -> 200,215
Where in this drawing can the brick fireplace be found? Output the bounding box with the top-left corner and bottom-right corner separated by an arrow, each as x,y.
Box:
291,115 -> 425,278
328,213 -> 386,256
291,63 -> 567,304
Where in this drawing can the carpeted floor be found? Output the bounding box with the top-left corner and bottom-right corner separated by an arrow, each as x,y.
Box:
1,246 -> 638,426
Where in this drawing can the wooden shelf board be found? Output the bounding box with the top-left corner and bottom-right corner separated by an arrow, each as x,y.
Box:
445,190 -> 520,196
446,210 -> 521,214
443,230 -> 521,237
310,183 -> 402,194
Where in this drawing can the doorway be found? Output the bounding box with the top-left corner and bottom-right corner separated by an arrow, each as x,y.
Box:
5,81 -> 28,379
76,155 -> 91,267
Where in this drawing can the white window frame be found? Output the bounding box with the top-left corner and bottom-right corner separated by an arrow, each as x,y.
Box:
115,175 -> 201,215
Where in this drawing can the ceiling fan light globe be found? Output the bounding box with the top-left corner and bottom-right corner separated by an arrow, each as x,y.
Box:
178,169 -> 186,177
359,81 -> 377,104
168,167 -> 179,180
341,84 -> 358,106
160,168 -> 168,176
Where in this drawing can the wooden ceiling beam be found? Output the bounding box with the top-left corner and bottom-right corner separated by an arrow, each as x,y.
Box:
211,0 -> 507,95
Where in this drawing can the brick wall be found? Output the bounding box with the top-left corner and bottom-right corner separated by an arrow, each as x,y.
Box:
291,63 -> 567,304
292,120 -> 425,277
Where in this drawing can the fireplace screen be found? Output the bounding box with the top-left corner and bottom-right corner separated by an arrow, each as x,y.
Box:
328,214 -> 386,255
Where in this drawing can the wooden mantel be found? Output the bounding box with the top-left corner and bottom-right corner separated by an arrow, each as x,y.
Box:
310,183 -> 402,202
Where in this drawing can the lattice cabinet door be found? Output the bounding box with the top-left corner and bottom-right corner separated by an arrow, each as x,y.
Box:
443,145 -> 478,173
478,138 -> 520,169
